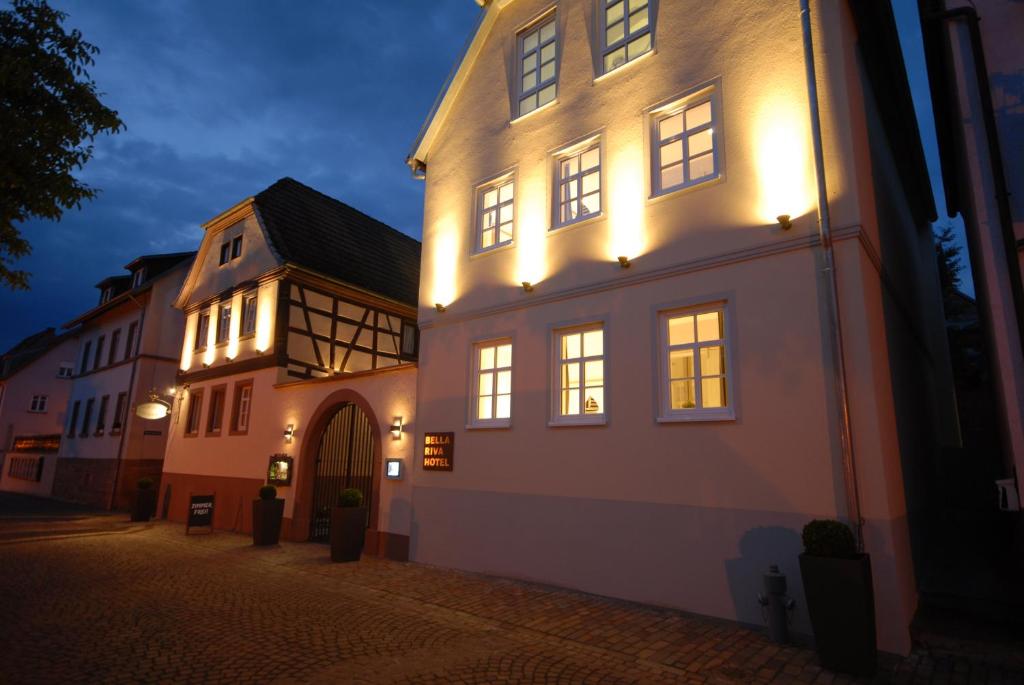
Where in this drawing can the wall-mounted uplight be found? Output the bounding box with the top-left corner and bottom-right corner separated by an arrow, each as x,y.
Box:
434,303 -> 447,313
777,214 -> 793,231
283,424 -> 295,443
617,256 -> 631,269
521,281 -> 534,293
390,416 -> 403,440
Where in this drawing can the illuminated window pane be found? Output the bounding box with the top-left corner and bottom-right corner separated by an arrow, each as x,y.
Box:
671,380 -> 697,409
523,31 -> 538,51
583,329 -> 603,357
563,362 -> 580,388
700,346 -> 724,375
604,46 -> 626,72
668,315 -> 695,346
669,349 -> 694,379
584,360 -> 603,386
689,154 -> 715,181
629,6 -> 648,33
520,95 -> 537,115
582,171 -> 600,195
562,333 -> 581,360
581,193 -> 600,215
702,377 -> 726,408
661,164 -> 684,189
696,312 -> 722,341
660,113 -> 683,141
538,84 -> 556,107
581,148 -> 600,171
606,20 -> 625,45
496,394 -> 511,419
484,189 -> 498,208
562,389 -> 579,415
606,1 -> 624,24
540,42 -> 555,64
689,129 -> 713,156
479,371 -> 493,395
627,33 -> 651,60
474,341 -> 512,424
660,141 -> 683,166
523,71 -> 537,91
499,182 -> 514,202
480,346 -> 495,370
540,20 -> 555,43
478,397 -> 493,420
496,370 -> 512,395
686,101 -> 712,129
496,343 -> 512,368
584,388 -> 603,414
540,61 -> 555,82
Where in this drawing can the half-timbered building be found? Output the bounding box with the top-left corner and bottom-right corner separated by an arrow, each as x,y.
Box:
160,178 -> 420,557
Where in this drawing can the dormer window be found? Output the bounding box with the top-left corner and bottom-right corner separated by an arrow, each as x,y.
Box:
100,287 -> 113,304
219,236 -> 243,266
131,269 -> 145,289
517,15 -> 557,118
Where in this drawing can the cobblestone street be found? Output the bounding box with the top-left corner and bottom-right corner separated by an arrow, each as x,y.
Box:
0,506 -> 1020,684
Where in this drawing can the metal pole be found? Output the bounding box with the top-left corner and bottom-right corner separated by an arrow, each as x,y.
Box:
799,0 -> 864,549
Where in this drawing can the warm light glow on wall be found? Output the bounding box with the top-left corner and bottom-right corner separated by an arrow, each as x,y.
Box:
431,224 -> 458,309
255,281 -> 277,353
753,98 -> 814,225
180,313 -> 197,371
226,291 -> 243,360
202,301 -> 217,367
607,144 -> 647,261
515,176 -> 547,287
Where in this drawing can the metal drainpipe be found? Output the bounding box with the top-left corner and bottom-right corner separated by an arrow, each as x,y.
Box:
109,296 -> 145,511
799,0 -> 865,549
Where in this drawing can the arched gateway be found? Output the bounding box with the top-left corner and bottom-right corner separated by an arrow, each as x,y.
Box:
295,389 -> 383,543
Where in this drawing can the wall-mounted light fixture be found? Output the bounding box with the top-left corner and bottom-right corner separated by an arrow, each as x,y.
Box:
390,416 -> 403,440
434,303 -> 447,313
521,281 -> 534,293
136,390 -> 172,420
283,424 -> 295,443
776,214 -> 793,230
385,458 -> 404,480
617,256 -> 631,269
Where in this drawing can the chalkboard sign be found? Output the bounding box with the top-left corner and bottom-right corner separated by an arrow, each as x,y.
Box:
186,493 -> 215,534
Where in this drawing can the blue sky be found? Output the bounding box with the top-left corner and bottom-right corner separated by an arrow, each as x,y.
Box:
0,0 -> 967,351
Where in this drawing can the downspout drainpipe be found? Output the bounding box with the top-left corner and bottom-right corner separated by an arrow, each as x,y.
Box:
109,295 -> 145,511
799,0 -> 864,550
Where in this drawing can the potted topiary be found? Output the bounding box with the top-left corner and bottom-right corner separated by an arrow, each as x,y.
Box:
252,485 -> 284,546
330,488 -> 366,562
798,519 -> 876,676
131,477 -> 157,522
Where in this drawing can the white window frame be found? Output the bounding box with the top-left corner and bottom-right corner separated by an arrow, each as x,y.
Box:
236,385 -> 252,432
601,0 -> 653,75
468,339 -> 513,429
131,269 -> 145,289
552,137 -> 603,230
57,363 -> 74,378
649,84 -> 721,198
474,173 -> 515,254
516,13 -> 558,119
216,304 -> 231,344
550,321 -> 607,426
241,293 -> 258,337
656,302 -> 735,422
195,312 -> 210,350
29,395 -> 47,413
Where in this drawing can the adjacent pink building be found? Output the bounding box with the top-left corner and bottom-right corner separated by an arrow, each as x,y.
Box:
0,329 -> 79,497
159,178 -> 419,557
405,0 -> 957,655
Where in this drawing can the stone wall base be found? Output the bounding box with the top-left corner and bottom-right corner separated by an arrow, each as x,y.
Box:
52,458 -> 118,509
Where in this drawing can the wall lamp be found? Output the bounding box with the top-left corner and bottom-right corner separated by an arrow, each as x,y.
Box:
390,416 -> 403,440
617,256 -> 631,269
283,424 -> 295,443
777,214 -> 793,230
434,303 -> 447,313
521,281 -> 534,293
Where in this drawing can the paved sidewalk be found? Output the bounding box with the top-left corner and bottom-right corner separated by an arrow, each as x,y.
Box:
0,517 -> 1020,684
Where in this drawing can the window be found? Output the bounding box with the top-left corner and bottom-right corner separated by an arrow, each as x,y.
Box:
602,0 -> 652,73
95,395 -> 109,435
517,16 -> 557,117
241,293 -> 258,337
659,306 -> 731,420
195,312 -> 210,350
29,395 -> 47,413
80,398 -> 95,437
94,335 -> 105,369
185,390 -> 203,436
100,287 -> 112,304
219,237 -> 242,265
80,341 -> 92,374
476,177 -> 514,252
206,386 -> 226,436
67,401 -> 81,438
219,242 -> 230,265
108,329 -> 121,366
216,305 -> 231,344
57,363 -> 74,378
652,94 -> 718,196
401,322 -> 418,357
231,236 -> 243,259
125,321 -> 138,359
554,141 -> 601,228
111,392 -> 127,433
131,269 -> 144,288
230,381 -> 253,434
554,324 -> 605,423
471,341 -> 512,427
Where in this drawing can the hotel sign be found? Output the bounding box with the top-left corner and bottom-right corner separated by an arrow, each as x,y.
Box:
12,434 -> 61,453
422,432 -> 454,471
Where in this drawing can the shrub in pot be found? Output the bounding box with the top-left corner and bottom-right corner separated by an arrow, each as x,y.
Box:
798,519 -> 876,676
131,477 -> 157,522
252,485 -> 284,546
330,488 -> 366,562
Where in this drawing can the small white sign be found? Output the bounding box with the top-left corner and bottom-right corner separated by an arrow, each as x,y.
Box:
385,458 -> 403,480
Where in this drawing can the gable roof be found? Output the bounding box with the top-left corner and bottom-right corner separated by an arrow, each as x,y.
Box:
251,178 -> 422,307
0,327 -> 77,381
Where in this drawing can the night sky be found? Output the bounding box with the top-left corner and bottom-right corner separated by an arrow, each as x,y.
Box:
0,0 -> 967,352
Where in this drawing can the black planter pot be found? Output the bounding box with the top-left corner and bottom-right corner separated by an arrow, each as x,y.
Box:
330,506 -> 367,562
799,553 -> 877,676
252,498 -> 285,546
130,489 -> 157,522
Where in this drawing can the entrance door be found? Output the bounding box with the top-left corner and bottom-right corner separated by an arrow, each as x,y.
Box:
308,403 -> 375,542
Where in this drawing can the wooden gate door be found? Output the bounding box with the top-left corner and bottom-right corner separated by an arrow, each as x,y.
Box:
308,403 -> 375,542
